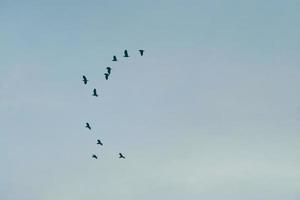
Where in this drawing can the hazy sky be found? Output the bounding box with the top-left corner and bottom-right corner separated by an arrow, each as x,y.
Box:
1,1 -> 300,199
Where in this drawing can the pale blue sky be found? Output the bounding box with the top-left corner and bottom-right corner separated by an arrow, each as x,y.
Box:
1,1 -> 300,200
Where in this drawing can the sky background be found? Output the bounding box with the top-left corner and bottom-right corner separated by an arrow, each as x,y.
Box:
1,0 -> 300,199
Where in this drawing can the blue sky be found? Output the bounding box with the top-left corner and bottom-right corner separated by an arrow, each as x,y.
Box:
1,1 -> 300,199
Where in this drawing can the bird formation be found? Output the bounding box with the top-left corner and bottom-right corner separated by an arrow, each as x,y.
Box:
81,49 -> 145,160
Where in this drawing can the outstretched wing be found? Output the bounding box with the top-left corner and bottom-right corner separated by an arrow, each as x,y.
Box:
119,153 -> 125,158
97,140 -> 103,145
139,50 -> 144,56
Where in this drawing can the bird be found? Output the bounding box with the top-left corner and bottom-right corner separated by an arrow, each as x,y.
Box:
106,67 -> 111,74
92,88 -> 98,97
119,153 -> 125,159
82,75 -> 88,84
104,73 -> 109,80
139,49 -> 144,56
92,154 -> 98,159
112,55 -> 117,61
85,123 -> 91,130
97,140 -> 103,146
124,49 -> 129,57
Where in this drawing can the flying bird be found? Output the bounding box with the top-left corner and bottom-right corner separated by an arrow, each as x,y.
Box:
82,75 -> 88,84
139,49 -> 144,56
92,88 -> 98,97
104,73 -> 109,80
112,55 -> 117,61
85,123 -> 91,130
119,153 -> 125,159
106,67 -> 111,74
124,49 -> 129,57
97,140 -> 103,146
92,154 -> 98,159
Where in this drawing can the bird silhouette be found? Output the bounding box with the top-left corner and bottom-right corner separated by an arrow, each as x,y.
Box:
139,49 -> 144,56
112,55 -> 117,61
92,154 -> 98,159
119,153 -> 125,159
97,140 -> 103,146
93,88 -> 98,97
104,73 -> 109,80
85,123 -> 91,130
106,67 -> 111,74
124,49 -> 129,57
82,75 -> 88,84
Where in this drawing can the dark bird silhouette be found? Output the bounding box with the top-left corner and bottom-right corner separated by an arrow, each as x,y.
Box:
92,88 -> 98,97
119,153 -> 125,159
97,140 -> 103,146
82,75 -> 88,84
112,55 -> 117,61
104,73 -> 109,80
85,123 -> 91,130
106,67 -> 111,74
92,154 -> 98,159
139,49 -> 144,56
124,49 -> 129,57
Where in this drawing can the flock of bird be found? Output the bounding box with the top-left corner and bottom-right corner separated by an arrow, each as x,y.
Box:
82,49 -> 145,160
